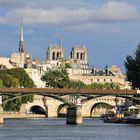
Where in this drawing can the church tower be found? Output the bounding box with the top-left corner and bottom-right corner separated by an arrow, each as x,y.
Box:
70,45 -> 87,62
46,33 -> 64,61
70,45 -> 90,75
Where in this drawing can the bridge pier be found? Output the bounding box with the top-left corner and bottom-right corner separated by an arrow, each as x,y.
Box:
0,105 -> 3,124
137,105 -> 140,113
66,106 -> 83,125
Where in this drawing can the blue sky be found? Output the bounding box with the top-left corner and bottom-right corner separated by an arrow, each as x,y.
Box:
0,0 -> 140,73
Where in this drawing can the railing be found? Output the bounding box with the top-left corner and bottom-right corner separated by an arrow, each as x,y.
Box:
0,88 -> 137,95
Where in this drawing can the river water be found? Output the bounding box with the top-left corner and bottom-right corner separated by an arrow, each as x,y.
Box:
0,118 -> 140,140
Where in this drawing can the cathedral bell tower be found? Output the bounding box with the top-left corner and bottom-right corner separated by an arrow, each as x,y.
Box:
46,33 -> 64,61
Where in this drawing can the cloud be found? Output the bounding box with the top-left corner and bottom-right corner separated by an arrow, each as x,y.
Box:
0,1 -> 139,32
98,1 -> 139,21
0,17 -> 6,23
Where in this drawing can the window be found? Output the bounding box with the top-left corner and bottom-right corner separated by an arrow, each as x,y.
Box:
77,52 -> 79,59
57,52 -> 59,59
80,52 -> 83,60
52,52 -> 55,60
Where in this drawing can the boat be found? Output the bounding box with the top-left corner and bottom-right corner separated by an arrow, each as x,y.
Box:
123,114 -> 140,124
102,105 -> 140,124
102,113 -> 125,124
103,116 -> 124,123
103,113 -> 140,124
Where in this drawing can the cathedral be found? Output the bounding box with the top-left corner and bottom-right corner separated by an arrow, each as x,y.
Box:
0,25 -> 131,89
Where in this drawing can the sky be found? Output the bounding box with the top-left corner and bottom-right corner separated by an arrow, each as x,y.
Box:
0,0 -> 140,73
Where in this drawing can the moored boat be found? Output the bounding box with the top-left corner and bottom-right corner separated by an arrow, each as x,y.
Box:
103,117 -> 124,123
103,114 -> 140,124
123,114 -> 140,124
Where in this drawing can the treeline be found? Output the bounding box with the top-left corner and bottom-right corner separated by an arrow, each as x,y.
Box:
0,68 -> 34,111
41,67 -> 120,89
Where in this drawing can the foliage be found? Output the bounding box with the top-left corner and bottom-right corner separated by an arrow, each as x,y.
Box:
65,63 -> 71,69
87,82 -> 119,90
5,68 -> 34,87
21,95 -> 34,104
0,80 -> 4,88
4,98 -> 22,111
95,103 -> 112,109
124,43 -> 140,89
0,72 -> 20,87
41,67 -> 69,88
68,80 -> 86,89
87,83 -> 104,89
3,95 -> 34,111
104,83 -> 120,89
42,66 -> 120,90
0,68 -> 34,111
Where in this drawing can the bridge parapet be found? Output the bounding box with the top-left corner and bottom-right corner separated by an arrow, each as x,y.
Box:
0,88 -> 137,95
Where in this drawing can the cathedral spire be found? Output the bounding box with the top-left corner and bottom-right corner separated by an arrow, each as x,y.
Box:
19,22 -> 24,53
60,31 -> 62,48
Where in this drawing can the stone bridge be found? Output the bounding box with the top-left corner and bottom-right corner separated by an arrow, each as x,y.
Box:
20,95 -> 125,117
0,88 -> 140,124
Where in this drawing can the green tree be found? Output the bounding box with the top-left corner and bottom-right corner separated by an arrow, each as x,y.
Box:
104,83 -> 120,89
0,68 -> 34,111
0,80 -> 4,88
41,67 -> 69,88
5,68 -> 34,87
87,83 -> 104,89
0,72 -> 20,87
65,63 -> 71,69
68,80 -> 86,89
124,43 -> 140,89
87,82 -> 120,90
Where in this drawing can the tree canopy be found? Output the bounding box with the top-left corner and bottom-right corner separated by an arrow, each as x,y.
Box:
0,80 -> 4,88
0,68 -> 34,111
124,43 -> 140,89
41,67 -> 69,88
5,68 -> 34,87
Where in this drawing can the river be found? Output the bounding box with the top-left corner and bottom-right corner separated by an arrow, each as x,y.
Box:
0,118 -> 140,140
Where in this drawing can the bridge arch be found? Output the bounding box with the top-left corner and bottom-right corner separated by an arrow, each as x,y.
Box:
90,102 -> 113,117
30,105 -> 47,115
82,95 -> 124,117
57,104 -> 68,117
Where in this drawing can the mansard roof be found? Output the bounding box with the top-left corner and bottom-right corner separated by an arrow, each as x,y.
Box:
92,69 -> 115,76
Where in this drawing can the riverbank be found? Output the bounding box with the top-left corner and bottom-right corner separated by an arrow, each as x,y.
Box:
3,112 -> 46,119
3,112 -> 100,119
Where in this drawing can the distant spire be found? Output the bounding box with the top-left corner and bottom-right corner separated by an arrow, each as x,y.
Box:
60,29 -> 62,48
20,21 -> 24,42
50,33 -> 52,46
19,21 -> 24,53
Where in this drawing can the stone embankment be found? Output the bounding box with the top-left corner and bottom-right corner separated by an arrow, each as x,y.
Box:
3,112 -> 46,119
